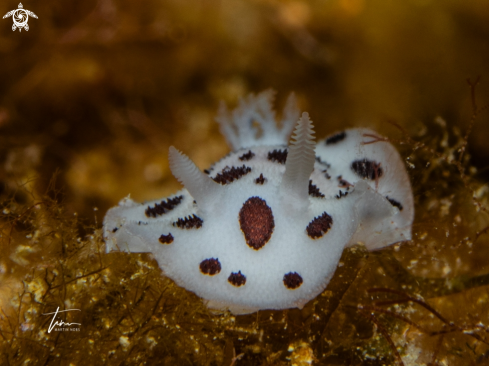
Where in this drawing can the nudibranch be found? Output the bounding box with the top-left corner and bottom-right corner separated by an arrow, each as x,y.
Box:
103,90 -> 414,314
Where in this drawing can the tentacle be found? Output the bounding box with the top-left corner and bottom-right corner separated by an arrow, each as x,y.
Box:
168,146 -> 221,209
280,112 -> 316,209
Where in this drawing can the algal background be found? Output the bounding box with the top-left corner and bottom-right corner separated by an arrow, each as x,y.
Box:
0,1 -> 489,365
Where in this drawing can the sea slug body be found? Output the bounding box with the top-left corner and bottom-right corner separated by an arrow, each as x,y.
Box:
103,90 -> 414,314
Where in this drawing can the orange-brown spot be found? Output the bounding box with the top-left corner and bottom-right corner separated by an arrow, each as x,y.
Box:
239,150 -> 255,161
213,165 -> 252,185
158,233 -> 174,244
145,195 -> 183,218
351,159 -> 383,180
309,180 -> 325,198
173,214 -> 203,229
239,197 -> 275,250
283,272 -> 303,289
228,271 -> 246,287
255,174 -> 266,185
306,212 -> 333,239
200,258 -> 221,276
267,149 -> 288,164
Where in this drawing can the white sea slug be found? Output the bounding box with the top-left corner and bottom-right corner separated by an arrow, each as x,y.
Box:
103,90 -> 414,314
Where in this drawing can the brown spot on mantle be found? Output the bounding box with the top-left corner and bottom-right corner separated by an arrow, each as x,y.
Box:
351,159 -> 383,180
239,150 -> 255,161
228,271 -> 246,287
173,214 -> 203,229
145,195 -> 183,218
283,272 -> 303,289
213,165 -> 252,185
309,180 -> 325,198
239,196 -> 275,250
267,149 -> 288,164
200,258 -> 221,276
255,174 -> 266,185
306,212 -> 333,239
158,233 -> 174,244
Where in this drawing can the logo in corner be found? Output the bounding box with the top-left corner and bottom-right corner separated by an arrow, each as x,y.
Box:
3,3 -> 38,32
42,307 -> 81,333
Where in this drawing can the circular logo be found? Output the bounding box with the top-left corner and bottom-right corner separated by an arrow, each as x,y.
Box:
12,9 -> 28,28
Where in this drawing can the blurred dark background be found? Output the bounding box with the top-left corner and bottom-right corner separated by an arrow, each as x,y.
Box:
0,0 -> 488,221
